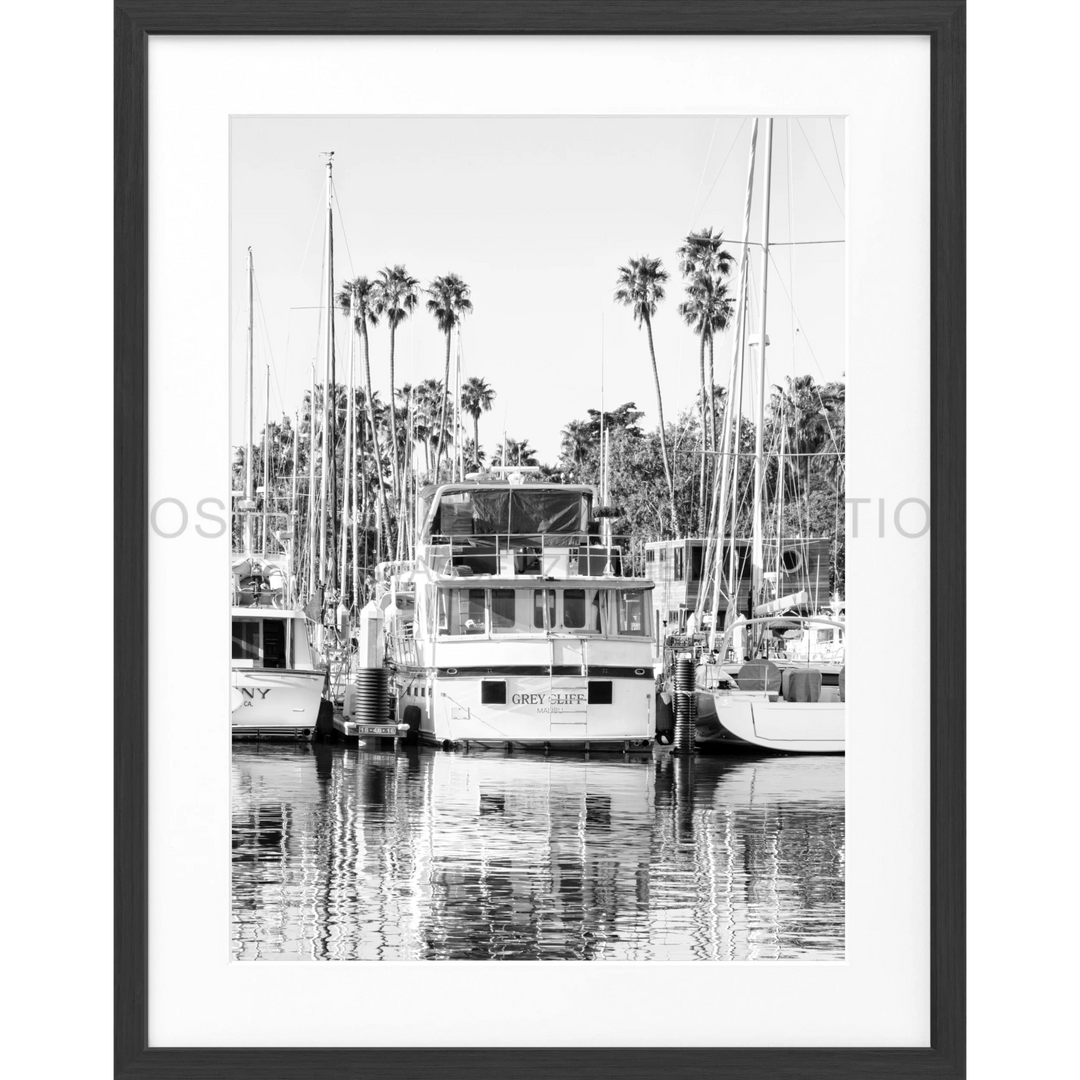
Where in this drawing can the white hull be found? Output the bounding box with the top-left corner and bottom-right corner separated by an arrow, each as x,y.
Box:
396,672 -> 655,747
231,667 -> 325,736
695,691 -> 844,754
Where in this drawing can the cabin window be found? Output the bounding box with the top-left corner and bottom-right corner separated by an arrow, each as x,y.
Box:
261,619 -> 287,669
564,588 -> 601,632
232,620 -> 260,662
613,589 -> 650,637
480,680 -> 507,705
674,548 -> 684,581
490,589 -> 523,634
588,681 -> 613,705
532,589 -> 556,630
437,588 -> 488,635
563,588 -> 586,629
645,549 -> 655,563
690,545 -> 703,581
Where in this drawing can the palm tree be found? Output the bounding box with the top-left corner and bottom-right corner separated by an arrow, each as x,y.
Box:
337,276 -> 391,559
678,230 -> 738,444
462,438 -> 485,471
679,272 -> 735,529
493,437 -> 539,468
373,265 -> 419,503
412,377 -> 446,477
560,418 -> 594,469
460,375 -> 496,472
425,273 -> 473,480
614,255 -> 677,535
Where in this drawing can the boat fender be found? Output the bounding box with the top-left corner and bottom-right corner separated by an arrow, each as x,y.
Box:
313,699 -> 336,742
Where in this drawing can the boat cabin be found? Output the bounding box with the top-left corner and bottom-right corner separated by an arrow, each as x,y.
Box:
431,582 -> 652,639
645,536 -> 833,634
414,480 -> 626,579
231,612 -> 315,671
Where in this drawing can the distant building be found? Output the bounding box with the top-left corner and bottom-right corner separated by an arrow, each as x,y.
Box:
644,536 -> 832,636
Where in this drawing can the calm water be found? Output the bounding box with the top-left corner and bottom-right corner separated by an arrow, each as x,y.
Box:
232,743 -> 844,961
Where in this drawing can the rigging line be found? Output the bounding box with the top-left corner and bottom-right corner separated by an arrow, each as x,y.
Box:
297,176 -> 326,285
795,118 -> 845,218
764,247 -> 827,378
786,118 -> 798,375
686,117 -> 720,231
329,178 -> 356,280
745,239 -> 845,247
252,270 -> 286,415
828,118 -> 845,188
688,118 -> 748,230
765,247 -> 843,456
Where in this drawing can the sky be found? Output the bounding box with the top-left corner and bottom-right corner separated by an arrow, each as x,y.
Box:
230,116 -> 845,465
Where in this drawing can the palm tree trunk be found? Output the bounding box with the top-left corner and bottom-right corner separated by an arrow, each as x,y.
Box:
387,325 -> 401,508
644,314 -> 678,537
697,330 -> 708,534
436,330 -> 452,481
472,413 -> 480,471
707,332 -> 717,488
362,325 -> 393,561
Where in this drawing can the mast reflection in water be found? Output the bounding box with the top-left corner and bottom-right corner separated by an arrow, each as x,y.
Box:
232,745 -> 844,961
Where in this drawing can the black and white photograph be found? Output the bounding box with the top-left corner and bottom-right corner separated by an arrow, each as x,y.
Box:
229,114 -> 848,962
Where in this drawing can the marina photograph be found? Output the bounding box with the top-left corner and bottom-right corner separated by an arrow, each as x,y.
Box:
230,114 -> 847,962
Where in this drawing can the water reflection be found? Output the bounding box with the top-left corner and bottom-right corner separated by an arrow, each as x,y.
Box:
232,745 -> 844,961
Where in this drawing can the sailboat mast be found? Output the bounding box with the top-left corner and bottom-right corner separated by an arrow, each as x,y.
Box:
307,363 -> 317,598
291,409 -> 299,605
352,378 -> 360,607
340,293 -> 354,601
750,118 -> 774,633
704,118 -> 757,645
452,329 -> 459,481
244,247 -> 254,553
318,153 -> 334,588
262,367 -> 270,555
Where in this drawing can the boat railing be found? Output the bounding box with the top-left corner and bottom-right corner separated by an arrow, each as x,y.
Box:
419,532 -> 633,578
385,621 -> 419,669
374,559 -> 416,585
662,614 -> 846,685
232,554 -> 297,608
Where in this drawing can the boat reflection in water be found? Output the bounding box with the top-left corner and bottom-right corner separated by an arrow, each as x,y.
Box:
232,745 -> 844,961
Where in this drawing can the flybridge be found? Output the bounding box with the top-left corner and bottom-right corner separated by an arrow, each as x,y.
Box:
417,482 -> 596,545
409,480 -> 635,580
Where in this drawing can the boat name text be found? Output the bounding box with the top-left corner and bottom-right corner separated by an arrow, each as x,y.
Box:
511,692 -> 585,706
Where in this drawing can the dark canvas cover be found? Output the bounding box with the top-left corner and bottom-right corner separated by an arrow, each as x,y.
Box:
735,660 -> 782,693
781,667 -> 822,702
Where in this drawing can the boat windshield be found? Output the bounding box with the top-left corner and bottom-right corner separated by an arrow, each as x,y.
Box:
430,488 -> 590,541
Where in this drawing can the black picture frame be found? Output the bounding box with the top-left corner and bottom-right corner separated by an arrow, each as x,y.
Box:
115,2 -> 965,1076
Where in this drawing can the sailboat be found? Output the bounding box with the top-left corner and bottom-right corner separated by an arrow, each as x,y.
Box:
231,246 -> 326,737
683,117 -> 845,754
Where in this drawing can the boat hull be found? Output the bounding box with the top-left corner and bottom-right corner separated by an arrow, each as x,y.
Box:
695,691 -> 844,754
396,671 -> 655,748
231,667 -> 325,737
